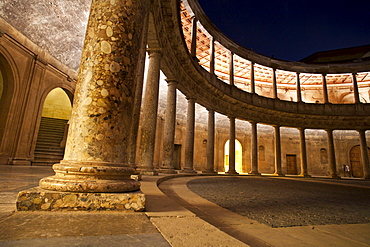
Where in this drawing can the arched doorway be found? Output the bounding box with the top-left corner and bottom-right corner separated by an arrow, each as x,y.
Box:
224,139 -> 243,173
349,145 -> 370,178
33,88 -> 72,165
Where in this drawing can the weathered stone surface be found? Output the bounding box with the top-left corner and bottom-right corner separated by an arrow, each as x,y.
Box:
17,187 -> 145,212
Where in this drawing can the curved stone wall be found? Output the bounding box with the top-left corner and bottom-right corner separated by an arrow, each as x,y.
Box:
150,0 -> 370,130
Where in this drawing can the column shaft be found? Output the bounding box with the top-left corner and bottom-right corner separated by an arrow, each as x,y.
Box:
160,79 -> 178,174
249,121 -> 260,175
326,129 -> 338,178
137,49 -> 163,175
209,38 -> 215,74
250,62 -> 255,94
352,73 -> 360,104
182,98 -> 197,173
203,109 -> 216,173
358,130 -> 370,179
272,68 -> 278,99
299,128 -> 310,177
128,11 -> 150,167
40,0 -> 148,192
229,52 -> 234,86
227,116 -> 238,174
322,74 -> 329,104
191,17 -> 197,57
274,125 -> 283,175
296,72 -> 302,102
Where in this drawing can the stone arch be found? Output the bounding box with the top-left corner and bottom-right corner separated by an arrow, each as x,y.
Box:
32,87 -> 73,165
224,139 -> 243,173
0,51 -> 18,164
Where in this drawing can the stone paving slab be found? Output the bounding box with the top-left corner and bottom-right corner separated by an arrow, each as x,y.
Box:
187,176 -> 370,228
161,176 -> 370,247
0,233 -> 169,247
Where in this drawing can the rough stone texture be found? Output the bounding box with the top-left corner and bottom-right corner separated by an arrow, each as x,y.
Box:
17,187 -> 145,212
188,176 -> 370,228
0,0 -> 91,71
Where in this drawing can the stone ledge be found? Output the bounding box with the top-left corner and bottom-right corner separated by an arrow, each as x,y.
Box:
16,187 -> 145,212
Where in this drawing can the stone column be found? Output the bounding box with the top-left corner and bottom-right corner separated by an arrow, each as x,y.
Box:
226,116 -> 238,175
358,129 -> 370,179
299,128 -> 310,177
39,0 -> 148,194
352,73 -> 360,104
273,125 -> 283,176
272,68 -> 278,99
209,37 -> 215,74
250,62 -> 255,94
203,109 -> 216,173
191,17 -> 197,57
322,74 -> 329,104
296,72 -> 302,103
136,48 -> 163,175
249,121 -> 260,175
229,52 -> 234,86
181,97 -> 197,173
326,129 -> 339,178
160,79 -> 178,174
128,11 -> 150,168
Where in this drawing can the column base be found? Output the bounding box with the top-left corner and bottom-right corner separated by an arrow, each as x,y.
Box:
226,171 -> 239,176
9,159 -> 32,166
16,187 -> 145,212
328,175 -> 341,179
179,169 -> 197,174
299,174 -> 311,178
201,170 -> 217,174
158,168 -> 177,174
272,173 -> 285,176
139,170 -> 158,176
248,171 -> 261,175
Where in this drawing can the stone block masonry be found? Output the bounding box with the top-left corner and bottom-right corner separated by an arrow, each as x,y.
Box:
17,187 -> 145,212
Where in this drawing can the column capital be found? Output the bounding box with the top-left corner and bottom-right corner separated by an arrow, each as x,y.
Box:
165,78 -> 178,85
147,48 -> 163,58
186,97 -> 196,102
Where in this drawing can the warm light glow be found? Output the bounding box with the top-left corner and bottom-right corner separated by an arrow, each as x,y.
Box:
224,139 -> 243,173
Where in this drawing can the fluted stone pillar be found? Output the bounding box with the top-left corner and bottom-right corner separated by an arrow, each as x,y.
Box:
358,129 -> 370,179
326,129 -> 339,178
137,48 -> 163,175
160,79 -> 178,174
181,98 -> 197,173
299,128 -> 310,177
226,116 -> 238,175
203,109 -> 216,173
249,121 -> 260,175
39,0 -> 149,194
273,125 -> 283,176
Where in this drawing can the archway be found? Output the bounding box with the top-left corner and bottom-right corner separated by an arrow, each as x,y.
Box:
0,53 -> 15,164
349,145 -> 370,178
33,88 -> 72,165
224,139 -> 243,173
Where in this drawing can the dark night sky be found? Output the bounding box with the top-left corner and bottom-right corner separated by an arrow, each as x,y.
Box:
197,0 -> 370,61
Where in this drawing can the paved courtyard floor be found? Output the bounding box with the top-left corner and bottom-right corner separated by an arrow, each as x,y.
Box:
187,176 -> 370,228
